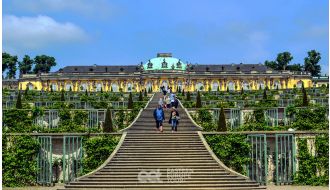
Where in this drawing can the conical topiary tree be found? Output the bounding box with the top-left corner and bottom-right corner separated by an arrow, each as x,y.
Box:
241,87 -> 244,95
302,83 -> 308,106
150,86 -> 153,93
217,86 -> 220,92
208,86 -> 211,92
176,86 -> 178,93
100,87 -> 103,93
61,89 -> 65,101
127,92 -> 133,109
110,86 -> 113,92
186,91 -> 191,101
50,87 -> 53,93
182,89 -> 185,96
144,88 -> 147,97
226,86 -> 229,92
16,91 -> 22,109
139,91 -> 143,101
85,89 -> 88,96
217,107 -> 227,131
178,86 -> 181,93
196,91 -> 202,108
24,87 -> 29,96
103,107 -> 114,132
69,86 -> 72,92
263,88 -> 267,100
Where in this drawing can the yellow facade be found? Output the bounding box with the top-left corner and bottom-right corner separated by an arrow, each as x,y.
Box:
19,77 -> 312,92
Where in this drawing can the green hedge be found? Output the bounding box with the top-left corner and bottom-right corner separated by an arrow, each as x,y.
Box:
294,135 -> 329,185
2,135 -> 40,187
82,135 -> 120,174
204,134 -> 250,175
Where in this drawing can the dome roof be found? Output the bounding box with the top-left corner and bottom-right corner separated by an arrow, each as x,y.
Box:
143,56 -> 187,71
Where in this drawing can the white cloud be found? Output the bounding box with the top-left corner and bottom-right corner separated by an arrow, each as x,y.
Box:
3,15 -> 88,52
9,0 -> 116,18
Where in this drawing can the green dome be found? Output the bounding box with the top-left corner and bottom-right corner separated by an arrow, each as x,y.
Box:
143,57 -> 187,71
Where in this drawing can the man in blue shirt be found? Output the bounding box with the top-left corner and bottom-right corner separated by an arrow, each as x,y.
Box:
153,105 -> 165,132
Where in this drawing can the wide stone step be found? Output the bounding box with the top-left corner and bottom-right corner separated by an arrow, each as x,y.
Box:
111,157 -> 213,161
103,165 -> 221,169
96,169 -> 229,173
64,183 -> 262,189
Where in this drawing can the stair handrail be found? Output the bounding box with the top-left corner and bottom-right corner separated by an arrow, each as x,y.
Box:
74,132 -> 127,181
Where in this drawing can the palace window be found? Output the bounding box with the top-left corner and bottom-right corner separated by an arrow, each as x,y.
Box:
161,59 -> 167,68
147,60 -> 153,69
176,60 -> 182,68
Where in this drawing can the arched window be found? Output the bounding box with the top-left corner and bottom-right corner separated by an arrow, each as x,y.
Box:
127,82 -> 133,92
274,80 -> 281,89
196,82 -> 204,91
27,83 -> 34,90
258,81 -> 265,90
242,81 -> 249,90
146,81 -> 152,92
96,83 -> 103,92
80,83 -> 87,91
177,80 -> 183,91
111,83 -> 119,92
297,81 -> 303,88
51,83 -> 58,91
65,83 -> 72,91
161,80 -> 169,90
228,81 -> 235,91
212,82 -> 219,91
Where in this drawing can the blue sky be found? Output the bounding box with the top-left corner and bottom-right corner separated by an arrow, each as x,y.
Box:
3,0 -> 329,74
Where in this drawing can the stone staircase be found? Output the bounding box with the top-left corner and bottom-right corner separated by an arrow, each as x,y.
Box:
61,93 -> 266,190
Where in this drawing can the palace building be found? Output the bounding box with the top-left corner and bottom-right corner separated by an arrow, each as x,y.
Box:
17,53 -> 313,92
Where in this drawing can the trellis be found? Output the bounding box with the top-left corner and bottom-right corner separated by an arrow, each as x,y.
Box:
247,134 -> 268,185
230,108 -> 241,129
265,108 -> 278,127
34,110 -> 59,128
62,136 -> 83,183
37,136 -> 52,185
275,134 -> 296,185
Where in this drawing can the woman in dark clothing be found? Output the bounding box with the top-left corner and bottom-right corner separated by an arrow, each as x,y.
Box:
169,107 -> 179,132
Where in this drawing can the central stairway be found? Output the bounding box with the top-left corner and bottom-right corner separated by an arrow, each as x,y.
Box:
62,93 -> 266,190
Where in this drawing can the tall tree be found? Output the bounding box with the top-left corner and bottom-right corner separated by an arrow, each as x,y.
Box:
186,91 -> 191,101
195,91 -> 202,108
16,91 -> 22,109
302,83 -> 308,107
127,92 -> 133,109
144,88 -> 147,97
182,89 -> 185,96
217,107 -> 227,131
33,55 -> 56,74
263,88 -> 267,100
139,91 -> 143,101
2,52 -> 18,79
286,64 -> 302,72
264,60 -> 277,70
2,53 -> 9,75
18,55 -> 34,76
276,52 -> 293,70
103,107 -> 114,132
304,50 -> 321,77
61,89 -> 65,101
